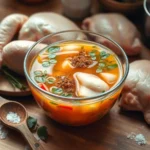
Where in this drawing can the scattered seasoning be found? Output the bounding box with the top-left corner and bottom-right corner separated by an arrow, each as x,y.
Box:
70,50 -> 93,68
6,112 -> 21,124
56,76 -> 75,94
0,121 -> 8,140
1,66 -> 27,90
127,132 -> 147,146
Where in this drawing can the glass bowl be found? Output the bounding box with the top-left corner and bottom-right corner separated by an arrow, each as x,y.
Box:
24,30 -> 129,126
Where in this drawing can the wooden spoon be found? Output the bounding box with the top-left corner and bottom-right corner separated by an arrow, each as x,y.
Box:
0,97 -> 44,150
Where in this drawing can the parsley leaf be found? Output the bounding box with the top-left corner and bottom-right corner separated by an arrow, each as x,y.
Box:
37,126 -> 49,141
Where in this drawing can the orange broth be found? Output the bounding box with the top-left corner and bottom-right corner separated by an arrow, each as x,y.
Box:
29,41 -> 123,125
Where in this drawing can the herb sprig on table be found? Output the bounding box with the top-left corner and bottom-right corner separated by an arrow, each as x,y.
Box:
1,66 -> 27,90
27,116 -> 49,142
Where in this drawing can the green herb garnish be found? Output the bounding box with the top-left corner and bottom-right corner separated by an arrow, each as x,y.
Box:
107,64 -> 118,69
48,46 -> 60,53
61,93 -> 73,97
100,51 -> 110,59
34,70 -> 43,76
1,66 -> 27,90
51,87 -> 63,95
50,101 -> 58,105
46,77 -> 56,84
48,53 -> 56,59
34,76 -> 46,83
42,61 -> 50,67
27,116 -> 38,131
89,50 -> 97,60
49,59 -> 57,64
37,126 -> 49,141
96,68 -> 103,73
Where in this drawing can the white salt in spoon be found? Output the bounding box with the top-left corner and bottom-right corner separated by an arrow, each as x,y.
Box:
0,97 -> 44,150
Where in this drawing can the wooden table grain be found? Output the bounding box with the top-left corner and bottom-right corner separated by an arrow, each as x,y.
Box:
0,0 -> 150,150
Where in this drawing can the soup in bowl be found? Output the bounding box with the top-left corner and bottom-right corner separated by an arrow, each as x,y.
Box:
24,30 -> 129,126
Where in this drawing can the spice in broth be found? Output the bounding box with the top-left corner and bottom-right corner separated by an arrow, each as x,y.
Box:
30,41 -> 122,98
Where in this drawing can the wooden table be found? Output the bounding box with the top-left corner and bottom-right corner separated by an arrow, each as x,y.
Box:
0,0 -> 150,150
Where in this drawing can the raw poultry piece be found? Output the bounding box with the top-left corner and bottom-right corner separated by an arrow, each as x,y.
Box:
19,12 -> 86,42
82,13 -> 142,56
119,60 -> 150,124
2,40 -> 47,75
145,16 -> 150,37
0,14 -> 28,66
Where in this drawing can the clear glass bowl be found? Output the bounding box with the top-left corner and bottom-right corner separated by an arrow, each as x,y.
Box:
24,30 -> 129,126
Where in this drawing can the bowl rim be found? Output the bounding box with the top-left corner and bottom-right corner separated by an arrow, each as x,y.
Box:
24,29 -> 129,101
144,0 -> 150,16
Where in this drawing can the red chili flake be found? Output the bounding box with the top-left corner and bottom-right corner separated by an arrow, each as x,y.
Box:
58,105 -> 73,110
38,83 -> 49,91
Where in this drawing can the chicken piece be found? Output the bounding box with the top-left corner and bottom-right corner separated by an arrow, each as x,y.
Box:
73,72 -> 109,97
0,14 -> 28,66
2,40 -> 47,75
82,13 -> 142,56
119,60 -> 150,124
19,12 -> 86,42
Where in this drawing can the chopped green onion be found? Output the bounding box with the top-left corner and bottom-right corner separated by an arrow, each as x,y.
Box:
34,76 -> 46,83
61,93 -> 73,97
48,46 -> 60,53
42,61 -> 50,67
100,51 -> 110,59
51,87 -> 63,94
46,77 -> 56,84
99,62 -> 106,68
96,68 -> 103,73
34,70 -> 43,76
107,64 -> 118,69
50,101 -> 58,105
48,53 -> 56,59
49,59 -> 57,64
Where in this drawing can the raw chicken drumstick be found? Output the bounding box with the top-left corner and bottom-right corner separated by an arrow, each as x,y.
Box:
2,40 -> 47,75
119,60 -> 150,124
82,13 -> 142,56
0,14 -> 28,66
19,12 -> 86,42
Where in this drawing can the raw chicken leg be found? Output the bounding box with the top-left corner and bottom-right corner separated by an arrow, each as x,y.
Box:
119,60 -> 150,124
2,40 -> 47,75
82,13 -> 142,56
19,12 -> 86,42
0,14 -> 28,66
